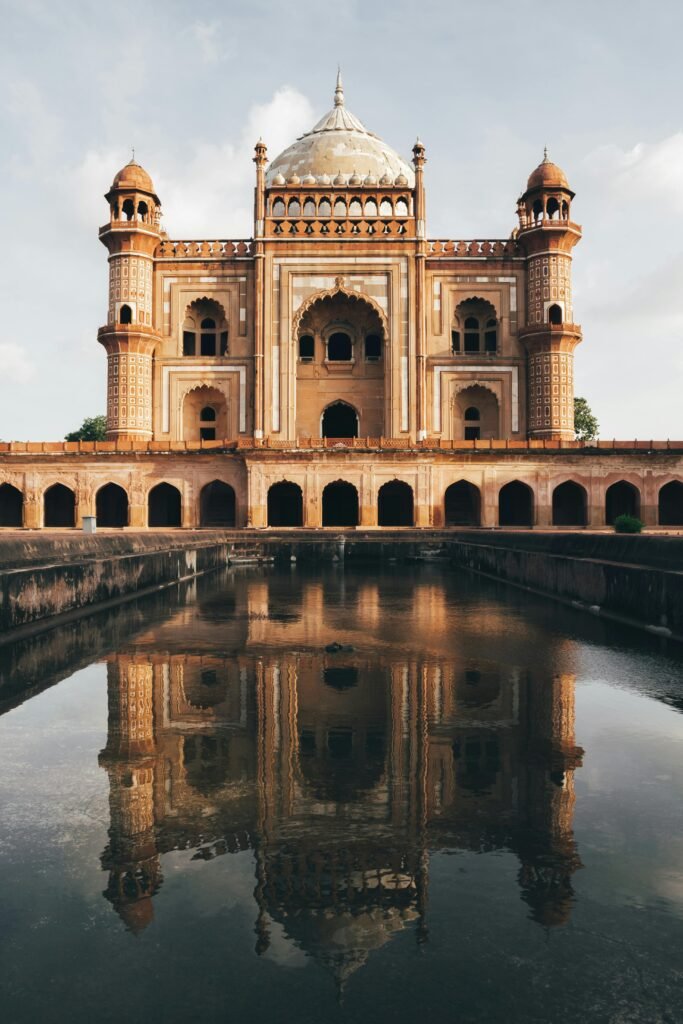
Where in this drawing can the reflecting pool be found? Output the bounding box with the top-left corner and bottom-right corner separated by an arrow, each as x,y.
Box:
1,565 -> 682,1024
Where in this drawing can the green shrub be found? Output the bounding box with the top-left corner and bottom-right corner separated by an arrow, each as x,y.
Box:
613,514 -> 643,534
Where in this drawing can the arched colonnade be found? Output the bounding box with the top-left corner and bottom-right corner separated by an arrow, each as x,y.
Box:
0,473 -> 681,530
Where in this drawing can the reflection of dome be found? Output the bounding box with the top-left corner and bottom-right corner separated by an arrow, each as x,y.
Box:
526,150 -> 569,191
265,72 -> 415,188
112,158 -> 156,193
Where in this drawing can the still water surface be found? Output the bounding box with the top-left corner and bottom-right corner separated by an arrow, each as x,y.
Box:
1,565 -> 682,1024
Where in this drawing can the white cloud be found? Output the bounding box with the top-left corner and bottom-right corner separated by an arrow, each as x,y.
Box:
583,133 -> 683,214
158,86 -> 314,238
0,342 -> 33,383
192,21 -> 224,64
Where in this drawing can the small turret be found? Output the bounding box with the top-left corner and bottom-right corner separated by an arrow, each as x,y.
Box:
517,151 -> 582,440
97,157 -> 162,440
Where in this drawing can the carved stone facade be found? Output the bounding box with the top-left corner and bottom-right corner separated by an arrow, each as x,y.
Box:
0,76 -> 682,530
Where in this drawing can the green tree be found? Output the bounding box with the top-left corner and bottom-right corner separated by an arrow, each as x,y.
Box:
65,415 -> 107,442
574,397 -> 599,442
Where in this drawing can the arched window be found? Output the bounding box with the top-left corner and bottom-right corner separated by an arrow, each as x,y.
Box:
364,334 -> 381,360
333,198 -> 346,217
0,483 -> 23,527
182,300 -> 228,357
454,299 -> 498,355
364,198 -> 378,217
322,481 -> 359,527
321,402 -> 358,438
200,405 -> 217,440
378,480 -> 414,526
288,198 -> 300,217
552,481 -> 587,526
200,480 -> 236,527
303,198 -> 316,217
122,198 -> 135,221
561,200 -> 569,219
379,197 -> 392,217
659,480 -> 683,526
148,483 -> 182,527
546,197 -> 560,220
395,197 -> 409,218
464,407 -> 480,441
349,198 -> 362,218
267,482 -> 303,527
318,197 -> 331,217
119,304 -> 132,325
137,200 -> 148,220
499,481 -> 534,527
548,303 -> 563,325
96,483 -> 128,528
532,198 -> 544,223
272,198 -> 285,217
327,332 -> 352,362
44,483 -> 75,528
605,481 -> 640,525
464,316 -> 479,353
445,481 -> 481,526
299,335 -> 314,360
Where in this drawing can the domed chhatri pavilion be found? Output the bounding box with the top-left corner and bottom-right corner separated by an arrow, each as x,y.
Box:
0,73 -> 682,530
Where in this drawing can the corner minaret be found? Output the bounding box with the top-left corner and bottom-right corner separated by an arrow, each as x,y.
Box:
98,158 -> 162,440
517,152 -> 582,440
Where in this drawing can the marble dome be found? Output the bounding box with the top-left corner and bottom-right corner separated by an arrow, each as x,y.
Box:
265,73 -> 415,188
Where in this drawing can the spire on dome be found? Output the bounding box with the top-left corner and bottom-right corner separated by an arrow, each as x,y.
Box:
543,145 -> 549,162
334,67 -> 344,108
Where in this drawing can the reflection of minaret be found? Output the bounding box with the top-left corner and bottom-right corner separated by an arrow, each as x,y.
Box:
99,657 -> 161,933
519,672 -> 583,927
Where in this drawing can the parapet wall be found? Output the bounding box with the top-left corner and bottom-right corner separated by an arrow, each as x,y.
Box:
446,533 -> 683,640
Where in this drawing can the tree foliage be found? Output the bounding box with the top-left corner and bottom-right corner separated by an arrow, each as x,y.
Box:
65,415 -> 107,442
574,397 -> 599,442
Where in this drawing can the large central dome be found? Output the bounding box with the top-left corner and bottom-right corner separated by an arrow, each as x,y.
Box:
265,73 -> 415,188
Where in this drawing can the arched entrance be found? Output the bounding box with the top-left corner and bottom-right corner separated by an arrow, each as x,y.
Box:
445,481 -> 481,526
96,483 -> 128,528
322,481 -> 359,527
321,402 -> 359,439
200,481 -> 236,527
378,480 -> 414,526
499,481 -> 533,527
452,385 -> 499,440
268,482 -> 303,527
182,385 -> 228,441
148,483 -> 182,527
0,483 -> 23,527
658,481 -> 683,526
44,483 -> 75,527
605,481 -> 640,524
552,481 -> 587,527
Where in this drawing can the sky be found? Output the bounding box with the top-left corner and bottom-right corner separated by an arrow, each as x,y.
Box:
0,0 -> 682,441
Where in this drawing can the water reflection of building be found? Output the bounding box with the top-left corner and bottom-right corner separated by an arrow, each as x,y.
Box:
99,577 -> 584,985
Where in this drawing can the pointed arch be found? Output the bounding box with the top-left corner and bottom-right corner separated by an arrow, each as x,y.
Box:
292,279 -> 389,337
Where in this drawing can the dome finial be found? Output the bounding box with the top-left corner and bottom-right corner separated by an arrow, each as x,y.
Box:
543,145 -> 549,162
334,66 -> 344,107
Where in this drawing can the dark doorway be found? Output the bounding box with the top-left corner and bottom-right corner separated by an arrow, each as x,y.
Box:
44,483 -> 75,527
659,481 -> 683,525
378,480 -> 414,526
267,482 -> 303,527
552,481 -> 587,526
322,481 -> 359,526
148,483 -> 182,527
499,481 -> 533,527
200,481 -> 236,527
0,483 -> 23,527
321,402 -> 358,438
445,481 -> 481,526
605,481 -> 640,524
96,483 -> 128,528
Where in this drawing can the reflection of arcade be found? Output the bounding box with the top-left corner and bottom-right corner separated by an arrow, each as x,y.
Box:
100,610 -> 583,986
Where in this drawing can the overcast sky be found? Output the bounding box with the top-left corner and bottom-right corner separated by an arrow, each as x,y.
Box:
1,0 -> 682,440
